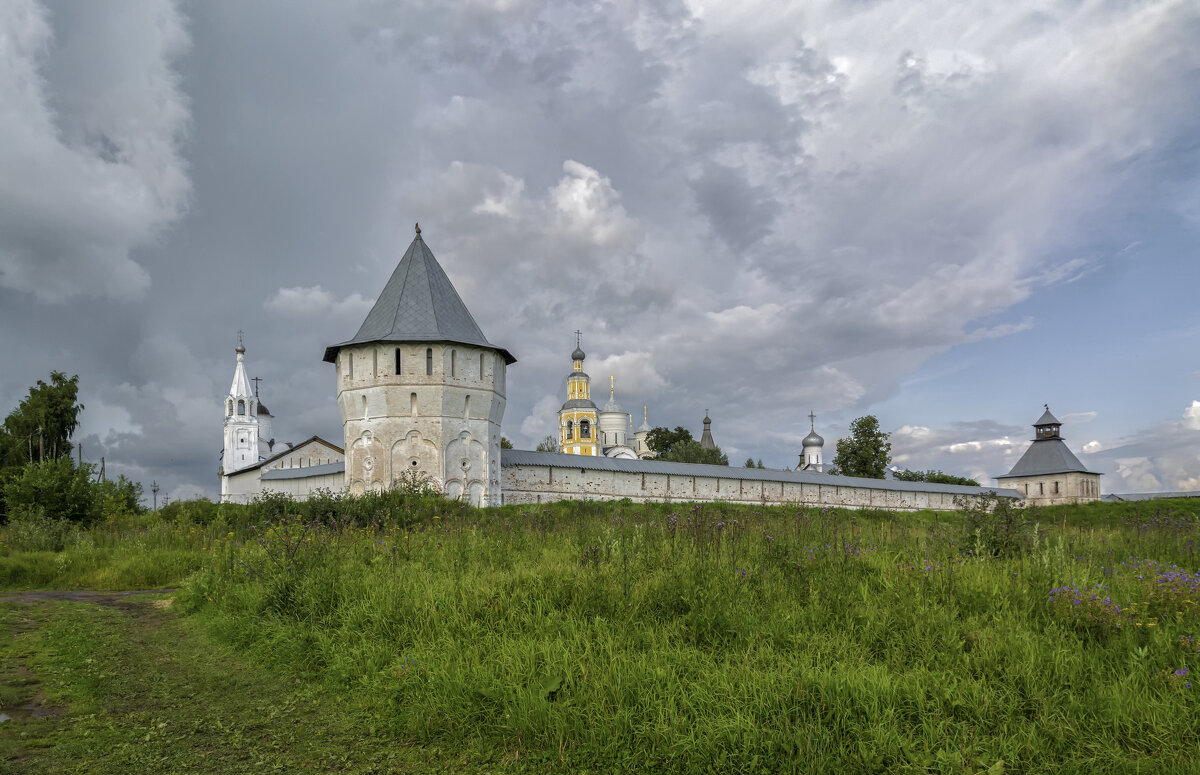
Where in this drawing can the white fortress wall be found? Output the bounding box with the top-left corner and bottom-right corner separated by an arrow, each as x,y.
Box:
499,450 -> 1020,510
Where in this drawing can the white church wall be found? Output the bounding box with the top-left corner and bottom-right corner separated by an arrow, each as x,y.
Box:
499,463 -> 999,510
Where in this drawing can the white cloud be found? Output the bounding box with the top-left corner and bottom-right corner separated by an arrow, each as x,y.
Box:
264,286 -> 375,321
1183,400 -> 1200,430
550,160 -> 641,249
518,394 -> 562,445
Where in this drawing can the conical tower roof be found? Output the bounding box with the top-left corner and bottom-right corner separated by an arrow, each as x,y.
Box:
1034,406 -> 1061,427
323,226 -> 515,364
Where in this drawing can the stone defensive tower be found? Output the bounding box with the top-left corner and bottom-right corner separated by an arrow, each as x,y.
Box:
322,225 -> 516,506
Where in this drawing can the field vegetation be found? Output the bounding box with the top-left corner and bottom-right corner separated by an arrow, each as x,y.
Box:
2,493 -> 1199,772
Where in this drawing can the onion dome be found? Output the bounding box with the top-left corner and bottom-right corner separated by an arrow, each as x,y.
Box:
802,411 -> 823,447
572,346 -> 586,362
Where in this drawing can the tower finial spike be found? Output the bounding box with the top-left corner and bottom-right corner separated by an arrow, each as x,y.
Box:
809,410 -> 816,430
236,330 -> 245,355
415,222 -> 421,236
610,375 -> 615,397
575,329 -> 582,349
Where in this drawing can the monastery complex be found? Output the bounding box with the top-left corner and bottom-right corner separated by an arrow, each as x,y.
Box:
219,227 -> 1100,509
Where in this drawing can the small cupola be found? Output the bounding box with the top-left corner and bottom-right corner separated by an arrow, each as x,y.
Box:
1033,405 -> 1062,440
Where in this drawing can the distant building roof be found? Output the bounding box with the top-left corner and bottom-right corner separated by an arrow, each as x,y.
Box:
262,461 -> 346,481
228,435 -> 344,475
1102,491 -> 1200,503
997,438 -> 1098,478
323,228 -> 515,364
502,449 -> 1021,498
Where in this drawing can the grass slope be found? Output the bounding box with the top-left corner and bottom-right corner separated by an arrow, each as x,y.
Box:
2,494 -> 1199,772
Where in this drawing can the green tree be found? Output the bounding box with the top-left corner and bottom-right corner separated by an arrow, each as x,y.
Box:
744,457 -> 756,468
659,440 -> 729,466
535,435 -> 559,453
1,371 -> 83,468
756,459 -> 764,469
646,426 -> 693,456
500,437 -> 514,449
894,468 -> 980,487
831,415 -> 891,479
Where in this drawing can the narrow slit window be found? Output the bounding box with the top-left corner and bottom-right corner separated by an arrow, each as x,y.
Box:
237,399 -> 245,415
451,350 -> 457,377
464,394 -> 471,420
426,348 -> 433,376
410,392 -> 418,417
347,352 -> 354,379
372,349 -> 378,377
395,348 -> 402,375
479,353 -> 484,381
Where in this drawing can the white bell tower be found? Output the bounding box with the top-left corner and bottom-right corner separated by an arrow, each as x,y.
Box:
221,332 -> 261,479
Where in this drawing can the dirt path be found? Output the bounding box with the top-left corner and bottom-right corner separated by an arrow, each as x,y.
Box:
0,591 -> 443,773
0,589 -> 175,605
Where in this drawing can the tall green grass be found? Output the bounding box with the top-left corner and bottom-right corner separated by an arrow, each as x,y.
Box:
169,497 -> 1200,772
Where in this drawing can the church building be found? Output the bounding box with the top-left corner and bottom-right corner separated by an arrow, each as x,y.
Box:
556,335 -> 642,459
220,223 -> 1021,511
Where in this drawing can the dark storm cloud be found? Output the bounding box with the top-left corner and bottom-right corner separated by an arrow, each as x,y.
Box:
1,0 -> 1198,499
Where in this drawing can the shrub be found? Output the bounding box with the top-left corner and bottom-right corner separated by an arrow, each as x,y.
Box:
3,504 -> 77,552
958,492 -> 1031,557
3,458 -> 98,524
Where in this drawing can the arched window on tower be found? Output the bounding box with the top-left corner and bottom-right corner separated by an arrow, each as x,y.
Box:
451,349 -> 457,377
426,348 -> 433,376
479,353 -> 484,381
565,420 -> 573,441
226,399 -> 233,415
395,348 -> 402,375
237,400 -> 245,415
580,419 -> 591,439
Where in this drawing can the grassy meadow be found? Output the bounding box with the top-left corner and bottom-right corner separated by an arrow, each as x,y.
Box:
2,492 -> 1199,772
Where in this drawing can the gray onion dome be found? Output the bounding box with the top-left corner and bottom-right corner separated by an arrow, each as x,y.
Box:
571,346 -> 586,361
802,429 -> 824,447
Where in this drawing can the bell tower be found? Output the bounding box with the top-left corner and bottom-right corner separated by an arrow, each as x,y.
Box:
221,333 -> 261,482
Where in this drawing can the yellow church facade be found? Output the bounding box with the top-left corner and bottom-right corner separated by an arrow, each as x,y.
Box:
559,336 -> 600,455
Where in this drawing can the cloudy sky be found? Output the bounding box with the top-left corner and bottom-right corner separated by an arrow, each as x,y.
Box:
2,0 -> 1198,501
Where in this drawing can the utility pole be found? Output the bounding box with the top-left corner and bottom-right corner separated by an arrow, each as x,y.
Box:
151,481 -> 160,511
